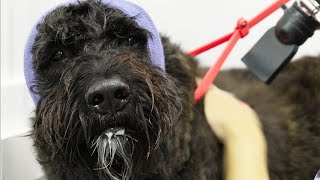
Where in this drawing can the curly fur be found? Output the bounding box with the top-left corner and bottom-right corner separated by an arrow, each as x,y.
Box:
29,0 -> 319,179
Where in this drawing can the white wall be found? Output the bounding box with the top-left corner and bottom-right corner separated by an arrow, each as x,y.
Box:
130,0 -> 320,68
1,0 -> 319,179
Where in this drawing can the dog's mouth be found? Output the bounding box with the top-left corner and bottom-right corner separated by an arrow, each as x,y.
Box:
103,127 -> 126,139
101,127 -> 137,142
93,126 -> 138,145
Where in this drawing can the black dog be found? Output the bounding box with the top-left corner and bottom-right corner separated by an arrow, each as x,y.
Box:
25,0 -> 320,179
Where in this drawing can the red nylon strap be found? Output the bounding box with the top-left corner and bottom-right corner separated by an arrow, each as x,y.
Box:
194,30 -> 241,101
190,0 -> 291,102
187,32 -> 233,56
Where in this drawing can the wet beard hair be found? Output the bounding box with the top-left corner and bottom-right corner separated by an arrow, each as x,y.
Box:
91,128 -> 138,180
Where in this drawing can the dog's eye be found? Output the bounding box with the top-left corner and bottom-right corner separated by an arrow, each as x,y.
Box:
52,50 -> 64,61
127,37 -> 138,46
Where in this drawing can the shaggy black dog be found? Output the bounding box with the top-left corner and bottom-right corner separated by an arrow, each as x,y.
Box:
28,0 -> 320,179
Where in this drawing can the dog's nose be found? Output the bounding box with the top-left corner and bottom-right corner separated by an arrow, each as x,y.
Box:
86,76 -> 131,114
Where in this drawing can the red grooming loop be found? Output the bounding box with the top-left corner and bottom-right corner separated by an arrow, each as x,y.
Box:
190,0 -> 291,102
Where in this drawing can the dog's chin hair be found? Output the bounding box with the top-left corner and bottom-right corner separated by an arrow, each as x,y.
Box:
91,134 -> 136,180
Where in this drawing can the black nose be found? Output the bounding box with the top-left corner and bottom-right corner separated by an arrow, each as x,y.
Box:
86,76 -> 131,114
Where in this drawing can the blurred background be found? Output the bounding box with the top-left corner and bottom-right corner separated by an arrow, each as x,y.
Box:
1,0 -> 319,179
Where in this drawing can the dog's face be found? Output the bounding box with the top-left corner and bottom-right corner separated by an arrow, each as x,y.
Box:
31,1 -> 182,179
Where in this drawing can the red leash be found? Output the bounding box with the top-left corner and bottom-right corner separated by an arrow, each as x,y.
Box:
189,0 -> 291,102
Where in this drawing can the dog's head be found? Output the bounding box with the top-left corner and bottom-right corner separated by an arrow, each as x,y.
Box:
25,0 -> 182,179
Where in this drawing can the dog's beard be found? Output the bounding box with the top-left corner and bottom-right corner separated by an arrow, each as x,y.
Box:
91,128 -> 137,180
77,95 -> 157,180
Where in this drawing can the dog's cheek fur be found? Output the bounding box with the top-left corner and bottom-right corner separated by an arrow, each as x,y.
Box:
32,85 -> 93,177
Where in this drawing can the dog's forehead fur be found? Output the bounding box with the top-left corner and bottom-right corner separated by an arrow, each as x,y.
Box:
33,1 -> 151,77
37,1 -> 149,47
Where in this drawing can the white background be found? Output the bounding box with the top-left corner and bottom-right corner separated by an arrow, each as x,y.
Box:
1,0 -> 319,179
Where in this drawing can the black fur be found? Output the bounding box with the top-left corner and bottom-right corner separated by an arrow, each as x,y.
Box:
214,56 -> 320,180
30,0 -> 319,179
